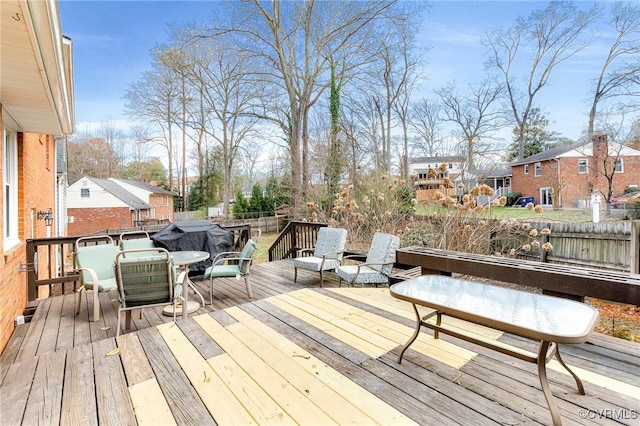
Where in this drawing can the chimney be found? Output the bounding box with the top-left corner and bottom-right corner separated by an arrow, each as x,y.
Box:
590,131 -> 608,178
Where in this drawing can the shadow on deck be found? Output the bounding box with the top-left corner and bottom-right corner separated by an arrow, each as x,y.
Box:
1,260 -> 639,425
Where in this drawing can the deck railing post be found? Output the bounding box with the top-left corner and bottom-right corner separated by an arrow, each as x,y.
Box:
26,240 -> 37,301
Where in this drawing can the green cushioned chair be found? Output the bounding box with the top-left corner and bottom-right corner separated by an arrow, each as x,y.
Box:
114,248 -> 185,335
119,231 -> 160,258
74,235 -> 120,322
203,239 -> 257,303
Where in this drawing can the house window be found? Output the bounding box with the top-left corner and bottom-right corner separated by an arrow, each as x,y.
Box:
524,164 -> 529,175
534,162 -> 542,177
578,159 -> 588,174
81,188 -> 90,198
3,124 -> 19,249
614,158 -> 623,173
448,163 -> 453,169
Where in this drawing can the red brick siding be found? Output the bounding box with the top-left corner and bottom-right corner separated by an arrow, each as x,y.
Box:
513,155 -> 640,207
67,207 -> 133,236
511,159 -> 560,204
560,156 -> 640,205
0,119 -> 56,352
149,194 -> 174,221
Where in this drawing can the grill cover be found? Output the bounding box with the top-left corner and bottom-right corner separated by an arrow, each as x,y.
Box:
151,221 -> 234,275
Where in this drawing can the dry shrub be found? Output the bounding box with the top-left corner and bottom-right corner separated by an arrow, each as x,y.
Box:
303,172 -> 414,249
304,178 -> 551,258
403,185 -> 552,258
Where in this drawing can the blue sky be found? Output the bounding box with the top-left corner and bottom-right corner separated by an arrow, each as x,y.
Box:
59,0 -> 606,141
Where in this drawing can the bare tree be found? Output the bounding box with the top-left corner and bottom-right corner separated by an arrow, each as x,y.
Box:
408,98 -> 443,157
97,116 -> 126,177
128,124 -> 154,164
172,34 -> 263,217
158,48 -> 193,210
436,79 -> 505,171
67,133 -> 123,184
373,6 -> 427,177
485,1 -> 599,160
125,53 -> 180,193
596,112 -> 640,204
217,0 -> 398,214
587,1 -> 640,141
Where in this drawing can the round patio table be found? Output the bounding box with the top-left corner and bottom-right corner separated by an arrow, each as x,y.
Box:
163,250 -> 210,317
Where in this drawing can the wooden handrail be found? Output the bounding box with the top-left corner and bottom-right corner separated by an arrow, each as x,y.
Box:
268,221 -> 327,261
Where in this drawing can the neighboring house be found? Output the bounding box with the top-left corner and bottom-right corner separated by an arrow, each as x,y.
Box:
408,156 -> 464,201
511,133 -> 640,208
1,0 -> 74,352
67,177 -> 174,236
460,168 -> 512,193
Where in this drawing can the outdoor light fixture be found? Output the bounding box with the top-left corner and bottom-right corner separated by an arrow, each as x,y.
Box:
37,208 -> 54,227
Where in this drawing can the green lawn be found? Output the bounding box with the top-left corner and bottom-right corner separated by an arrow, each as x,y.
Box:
254,232 -> 279,264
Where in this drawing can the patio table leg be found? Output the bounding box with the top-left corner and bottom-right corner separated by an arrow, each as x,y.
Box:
554,345 -> 585,394
537,341 -> 562,426
397,304 -> 438,363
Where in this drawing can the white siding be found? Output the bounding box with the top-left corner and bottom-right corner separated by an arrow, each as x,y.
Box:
111,179 -> 152,202
67,179 -> 128,208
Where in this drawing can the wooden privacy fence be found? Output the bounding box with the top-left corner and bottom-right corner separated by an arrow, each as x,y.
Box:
523,221 -> 640,273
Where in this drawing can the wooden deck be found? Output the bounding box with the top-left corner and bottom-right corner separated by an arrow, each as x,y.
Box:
1,260 -> 639,425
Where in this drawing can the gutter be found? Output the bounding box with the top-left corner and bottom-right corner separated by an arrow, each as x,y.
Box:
21,0 -> 74,134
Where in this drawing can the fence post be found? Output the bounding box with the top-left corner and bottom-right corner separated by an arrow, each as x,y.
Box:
631,220 -> 640,274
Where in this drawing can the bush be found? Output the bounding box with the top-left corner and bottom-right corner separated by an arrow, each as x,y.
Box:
505,192 -> 522,206
402,186 -> 552,258
303,172 -> 415,249
624,199 -> 640,220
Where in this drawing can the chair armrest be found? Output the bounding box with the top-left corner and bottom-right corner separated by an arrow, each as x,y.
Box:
212,251 -> 242,265
299,248 -> 314,255
321,250 -> 345,259
353,261 -> 395,273
342,254 -> 365,261
74,267 -> 100,285
214,255 -> 253,264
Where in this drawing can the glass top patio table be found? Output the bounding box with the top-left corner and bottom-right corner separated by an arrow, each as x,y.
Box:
390,275 -> 599,344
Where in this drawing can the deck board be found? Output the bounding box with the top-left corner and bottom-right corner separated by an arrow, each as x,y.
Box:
136,327 -> 216,426
1,260 -> 638,425
60,343 -> 97,424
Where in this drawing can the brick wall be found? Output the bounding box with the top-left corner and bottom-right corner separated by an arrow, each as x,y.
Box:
0,124 -> 56,353
511,141 -> 640,207
560,156 -> 640,206
67,207 -> 133,236
150,194 -> 174,221
511,159 -> 560,204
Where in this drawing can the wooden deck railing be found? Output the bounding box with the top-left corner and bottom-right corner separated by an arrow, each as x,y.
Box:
25,223 -> 252,301
268,221 -> 327,261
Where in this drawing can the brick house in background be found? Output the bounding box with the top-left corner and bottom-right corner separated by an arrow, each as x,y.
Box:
511,133 -> 640,208
1,0 -> 74,352
67,177 -> 174,236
